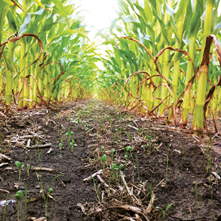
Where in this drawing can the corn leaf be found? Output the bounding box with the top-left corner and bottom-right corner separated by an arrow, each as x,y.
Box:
7,9 -> 18,32
0,1 -> 10,43
18,13 -> 31,35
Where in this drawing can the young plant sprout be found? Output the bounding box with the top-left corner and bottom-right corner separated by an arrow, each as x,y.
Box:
126,132 -> 131,140
126,146 -> 133,159
26,164 -> 30,177
45,187 -> 54,217
147,136 -> 152,154
14,190 -> 23,221
75,117 -> 80,123
111,163 -> 123,186
101,146 -> 105,155
156,204 -> 173,221
100,154 -> 107,172
124,154 -> 128,173
118,164 -> 123,171
70,139 -> 75,152
26,152 -> 33,177
66,130 -> 74,149
111,163 -> 118,185
59,143 -> 63,153
15,161 -> 23,181
110,149 -> 115,163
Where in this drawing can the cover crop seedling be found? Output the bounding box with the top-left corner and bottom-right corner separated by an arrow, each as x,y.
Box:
45,188 -> 54,217
14,190 -> 23,221
100,154 -> 107,172
126,146 -> 133,159
15,161 -> 23,181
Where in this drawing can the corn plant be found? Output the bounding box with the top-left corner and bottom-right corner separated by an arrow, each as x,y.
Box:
97,0 -> 221,137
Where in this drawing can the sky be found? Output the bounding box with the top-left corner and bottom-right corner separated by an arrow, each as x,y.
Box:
74,0 -> 118,39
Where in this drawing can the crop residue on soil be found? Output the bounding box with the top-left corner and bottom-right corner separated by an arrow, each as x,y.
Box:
0,99 -> 221,221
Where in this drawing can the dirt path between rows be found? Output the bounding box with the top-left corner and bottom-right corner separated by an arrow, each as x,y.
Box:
0,99 -> 221,221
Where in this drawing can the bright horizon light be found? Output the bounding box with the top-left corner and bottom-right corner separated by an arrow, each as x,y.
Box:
74,0 -> 118,39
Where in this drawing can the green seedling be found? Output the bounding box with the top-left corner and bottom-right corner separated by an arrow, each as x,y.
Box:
45,187 -> 54,217
15,161 -> 23,181
124,154 -> 128,173
85,123 -> 90,131
66,131 -> 74,136
101,146 -> 105,155
110,149 -> 115,163
126,146 -> 133,159
70,139 -> 75,152
156,203 -> 173,221
24,184 -> 27,221
26,164 -> 30,177
59,143 -> 63,153
91,177 -> 100,202
126,132 -> 131,140
75,117 -> 80,123
115,129 -> 118,132
66,130 -> 73,149
112,163 -> 123,185
100,154 -> 107,172
111,163 -> 118,185
111,163 -> 117,177
14,190 -> 23,221
26,152 -> 33,177
118,164 -> 123,171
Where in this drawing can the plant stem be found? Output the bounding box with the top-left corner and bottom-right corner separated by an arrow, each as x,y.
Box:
135,154 -> 140,183
3,193 -> 9,221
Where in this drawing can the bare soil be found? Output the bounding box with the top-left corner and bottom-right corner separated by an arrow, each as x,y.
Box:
0,99 -> 221,221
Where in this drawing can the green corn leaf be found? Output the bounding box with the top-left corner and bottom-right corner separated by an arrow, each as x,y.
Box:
3,51 -> 14,71
214,21 -> 221,35
52,0 -> 70,28
0,1 -> 10,43
2,0 -> 14,5
62,28 -> 89,40
134,3 -> 147,22
189,1 -> 203,37
7,7 -> 17,32
18,13 -> 31,35
176,0 -> 189,21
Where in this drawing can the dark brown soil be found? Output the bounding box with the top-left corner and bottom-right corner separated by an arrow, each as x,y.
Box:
0,99 -> 221,221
